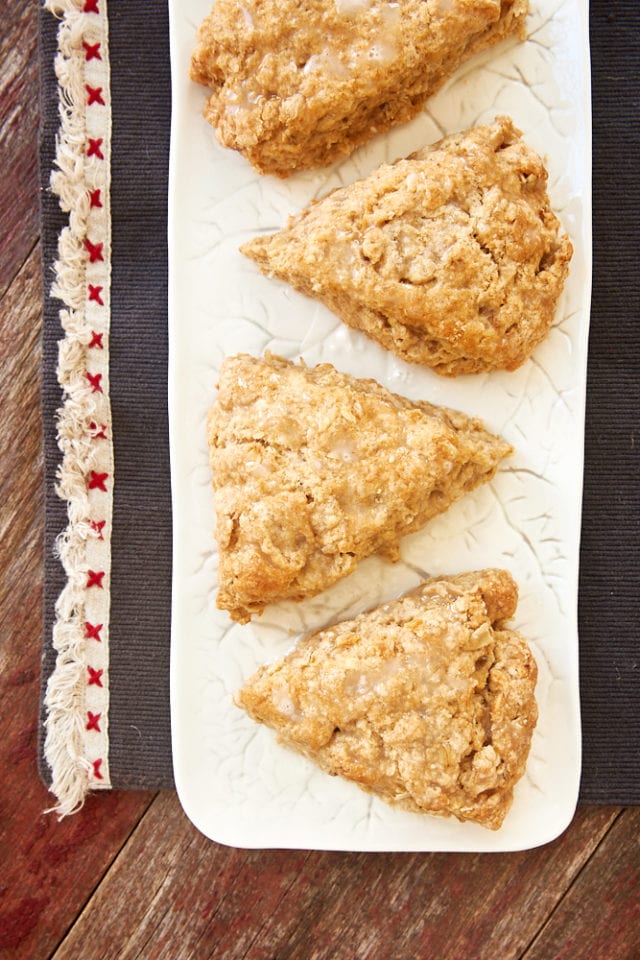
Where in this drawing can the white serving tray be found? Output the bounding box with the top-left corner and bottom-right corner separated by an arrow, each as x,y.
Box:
168,0 -> 591,851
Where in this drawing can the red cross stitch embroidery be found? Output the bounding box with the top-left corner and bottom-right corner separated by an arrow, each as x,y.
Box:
84,238 -> 103,262
84,621 -> 103,642
86,712 -> 102,732
86,371 -> 103,393
86,569 -> 105,589
83,0 -> 100,13
87,138 -> 104,159
92,759 -> 104,780
90,519 -> 106,539
83,41 -> 101,61
86,85 -> 105,106
87,666 -> 103,687
89,421 -> 108,440
88,470 -> 108,492
88,286 -> 104,307
89,188 -> 102,208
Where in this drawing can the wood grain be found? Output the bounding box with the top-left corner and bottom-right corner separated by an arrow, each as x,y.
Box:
48,793 -> 620,960
253,809 -> 621,960
50,791 -> 311,960
0,0 -> 39,300
523,808 -> 640,960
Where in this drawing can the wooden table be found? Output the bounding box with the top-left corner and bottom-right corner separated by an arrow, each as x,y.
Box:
1,3 -> 638,958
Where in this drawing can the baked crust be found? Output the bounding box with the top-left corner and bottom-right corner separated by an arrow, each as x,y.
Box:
242,117 -> 573,375
191,0 -> 529,177
237,568 -> 538,829
208,353 -> 512,622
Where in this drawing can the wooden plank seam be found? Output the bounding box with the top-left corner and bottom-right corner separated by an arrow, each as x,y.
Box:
43,0 -> 113,815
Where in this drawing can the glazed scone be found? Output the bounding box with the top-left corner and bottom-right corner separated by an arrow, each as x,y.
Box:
237,568 -> 538,829
242,117 -> 573,376
208,353 -> 512,622
191,0 -> 529,177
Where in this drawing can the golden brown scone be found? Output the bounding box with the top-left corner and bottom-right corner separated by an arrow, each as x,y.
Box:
242,117 -> 573,376
191,0 -> 529,177
237,568 -> 538,829
208,353 -> 512,622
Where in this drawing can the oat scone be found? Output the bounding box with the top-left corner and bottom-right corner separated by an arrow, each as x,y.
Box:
242,117 -> 573,376
191,0 -> 529,177
208,353 -> 512,622
237,568 -> 538,829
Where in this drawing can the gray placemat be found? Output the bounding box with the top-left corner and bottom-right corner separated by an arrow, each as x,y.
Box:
40,0 -> 639,802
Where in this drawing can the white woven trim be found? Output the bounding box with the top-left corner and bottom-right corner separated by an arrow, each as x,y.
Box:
44,0 -> 113,815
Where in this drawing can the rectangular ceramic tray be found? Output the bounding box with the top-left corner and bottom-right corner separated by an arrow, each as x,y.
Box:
168,0 -> 591,851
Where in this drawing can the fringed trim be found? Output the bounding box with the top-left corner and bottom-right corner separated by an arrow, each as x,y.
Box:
44,0 -> 113,815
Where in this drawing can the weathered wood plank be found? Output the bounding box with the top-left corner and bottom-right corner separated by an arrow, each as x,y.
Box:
48,788 -> 619,960
0,0 -> 39,300
50,792 -> 312,960
242,807 -> 621,960
522,808 -> 640,960
0,250 -> 155,960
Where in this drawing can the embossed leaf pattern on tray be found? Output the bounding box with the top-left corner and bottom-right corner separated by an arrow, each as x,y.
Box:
168,0 -> 591,851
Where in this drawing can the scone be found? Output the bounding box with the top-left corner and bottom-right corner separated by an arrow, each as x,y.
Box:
208,353 -> 512,622
191,0 -> 529,177
237,568 -> 538,829
242,117 -> 573,376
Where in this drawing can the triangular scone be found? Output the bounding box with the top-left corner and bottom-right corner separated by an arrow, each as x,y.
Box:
236,569 -> 538,830
208,353 -> 512,622
191,0 -> 528,177
241,117 -> 573,376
